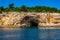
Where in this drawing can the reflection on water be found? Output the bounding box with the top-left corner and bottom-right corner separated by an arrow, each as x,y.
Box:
0,28 -> 60,40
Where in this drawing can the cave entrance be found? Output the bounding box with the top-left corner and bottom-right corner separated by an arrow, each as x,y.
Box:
30,20 -> 39,28
20,15 -> 39,28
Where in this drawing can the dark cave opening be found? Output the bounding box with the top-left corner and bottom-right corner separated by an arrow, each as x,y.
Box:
21,16 -> 39,28
30,20 -> 38,28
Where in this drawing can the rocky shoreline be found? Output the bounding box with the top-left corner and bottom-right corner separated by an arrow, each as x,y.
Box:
0,12 -> 60,29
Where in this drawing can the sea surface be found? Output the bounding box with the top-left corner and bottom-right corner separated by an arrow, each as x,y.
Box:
0,28 -> 60,40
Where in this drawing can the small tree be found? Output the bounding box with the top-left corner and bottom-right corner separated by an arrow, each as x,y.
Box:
9,3 -> 14,11
20,5 -> 27,12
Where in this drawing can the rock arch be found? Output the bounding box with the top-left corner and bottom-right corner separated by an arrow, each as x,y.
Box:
20,15 -> 39,28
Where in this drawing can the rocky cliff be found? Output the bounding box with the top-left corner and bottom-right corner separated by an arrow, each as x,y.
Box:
0,12 -> 60,29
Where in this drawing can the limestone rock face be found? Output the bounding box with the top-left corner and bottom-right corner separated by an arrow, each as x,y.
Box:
0,12 -> 40,28
0,13 -> 20,28
20,15 -> 39,27
0,12 -> 60,29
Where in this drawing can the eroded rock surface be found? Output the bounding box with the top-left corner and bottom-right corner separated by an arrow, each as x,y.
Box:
0,12 -> 60,29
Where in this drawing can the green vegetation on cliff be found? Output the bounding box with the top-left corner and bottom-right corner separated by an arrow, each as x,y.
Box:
0,3 -> 60,13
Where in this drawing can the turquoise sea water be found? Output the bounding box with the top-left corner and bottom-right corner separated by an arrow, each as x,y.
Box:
0,28 -> 60,40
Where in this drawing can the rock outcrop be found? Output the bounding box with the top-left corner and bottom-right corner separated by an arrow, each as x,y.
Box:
0,12 -> 60,29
